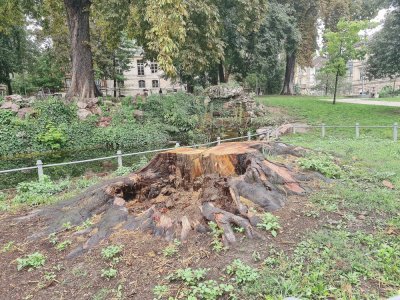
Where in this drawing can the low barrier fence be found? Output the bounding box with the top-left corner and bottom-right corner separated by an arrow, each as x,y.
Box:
0,122 -> 398,182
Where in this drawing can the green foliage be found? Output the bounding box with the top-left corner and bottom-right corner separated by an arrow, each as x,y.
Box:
323,19 -> 370,102
56,240 -> 72,251
186,280 -> 235,300
2,241 -> 15,252
37,123 -> 67,150
226,259 -> 259,284
379,85 -> 400,98
208,221 -> 225,252
0,110 -> 15,125
101,267 -> 117,280
163,239 -> 181,257
257,213 -> 281,237
367,8 -> 400,80
17,252 -> 46,271
48,233 -> 58,245
132,156 -> 149,171
75,218 -> 94,231
13,175 -> 70,206
167,268 -> 208,286
101,245 -> 123,263
299,155 -> 342,179
153,285 -> 169,299
114,166 -> 132,176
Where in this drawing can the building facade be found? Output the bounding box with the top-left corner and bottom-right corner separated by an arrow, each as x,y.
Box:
294,56 -> 400,97
101,52 -> 186,97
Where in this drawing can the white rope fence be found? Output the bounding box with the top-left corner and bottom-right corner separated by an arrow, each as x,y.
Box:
0,122 -> 398,181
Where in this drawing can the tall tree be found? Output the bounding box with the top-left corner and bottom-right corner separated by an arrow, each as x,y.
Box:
367,7 -> 400,80
323,19 -> 369,104
280,0 -> 319,95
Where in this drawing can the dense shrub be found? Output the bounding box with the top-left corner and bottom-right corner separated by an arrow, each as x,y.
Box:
379,86 -> 400,98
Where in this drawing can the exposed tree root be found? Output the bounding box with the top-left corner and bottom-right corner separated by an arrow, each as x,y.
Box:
20,141 -> 318,257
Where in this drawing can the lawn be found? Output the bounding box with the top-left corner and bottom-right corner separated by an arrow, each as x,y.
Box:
0,95 -> 399,300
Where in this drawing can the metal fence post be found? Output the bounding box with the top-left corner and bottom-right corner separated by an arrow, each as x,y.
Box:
293,125 -> 296,134
217,137 -> 221,145
321,124 -> 326,138
117,150 -> 123,168
393,122 -> 398,142
247,131 -> 251,141
175,142 -> 180,148
355,123 -> 360,139
36,160 -> 44,181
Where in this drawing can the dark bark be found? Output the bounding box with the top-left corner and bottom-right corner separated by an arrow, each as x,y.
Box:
281,52 -> 296,95
218,62 -> 226,83
113,54 -> 117,97
6,79 -> 12,95
333,69 -> 339,105
64,0 -> 100,101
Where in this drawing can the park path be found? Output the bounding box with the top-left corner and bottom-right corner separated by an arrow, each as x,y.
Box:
320,98 -> 400,107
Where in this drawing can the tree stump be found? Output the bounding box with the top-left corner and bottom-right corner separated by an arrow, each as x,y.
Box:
24,142 -> 313,257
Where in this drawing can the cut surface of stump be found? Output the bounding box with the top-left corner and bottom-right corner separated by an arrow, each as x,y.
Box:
22,142 -> 315,257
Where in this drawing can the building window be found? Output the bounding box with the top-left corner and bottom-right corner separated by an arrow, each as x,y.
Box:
152,80 -> 159,88
137,60 -> 144,76
139,80 -> 145,88
150,62 -> 158,73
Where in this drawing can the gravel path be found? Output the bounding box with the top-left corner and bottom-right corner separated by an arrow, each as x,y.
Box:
321,98 -> 400,107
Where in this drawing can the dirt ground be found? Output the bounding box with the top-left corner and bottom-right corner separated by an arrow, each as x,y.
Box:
0,184 -> 339,300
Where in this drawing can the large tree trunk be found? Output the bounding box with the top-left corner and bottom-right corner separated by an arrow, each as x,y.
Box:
21,142 -> 318,258
281,52 -> 296,95
64,0 -> 100,101
218,62 -> 226,83
6,78 -> 12,95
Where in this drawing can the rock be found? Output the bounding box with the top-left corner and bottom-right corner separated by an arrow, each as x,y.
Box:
77,108 -> 92,120
17,107 -> 34,119
382,180 -> 395,190
206,85 -> 244,99
77,101 -> 88,109
97,116 -> 112,127
86,98 -> 99,108
165,199 -> 175,209
5,94 -> 23,102
1,101 -> 19,112
89,106 -> 102,115
113,197 -> 126,207
133,109 -> 144,118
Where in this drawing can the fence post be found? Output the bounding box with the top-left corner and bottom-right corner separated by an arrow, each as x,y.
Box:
36,160 -> 44,181
247,131 -> 251,141
175,142 -> 180,148
321,124 -> 326,138
217,137 -> 221,145
393,122 -> 398,142
355,123 -> 360,139
293,125 -> 296,134
117,150 -> 123,168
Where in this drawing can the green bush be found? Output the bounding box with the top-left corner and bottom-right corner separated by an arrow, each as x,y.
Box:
37,123 -> 67,150
13,175 -> 70,205
0,110 -> 16,125
299,154 -> 342,179
379,85 -> 400,98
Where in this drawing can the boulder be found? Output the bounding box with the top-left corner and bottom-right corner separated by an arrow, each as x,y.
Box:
77,108 -> 92,120
17,107 -> 34,119
89,106 -> 102,115
133,109 -> 144,118
5,94 -> 23,102
97,116 -> 112,127
1,101 -> 19,112
206,85 -> 244,99
77,101 -> 88,109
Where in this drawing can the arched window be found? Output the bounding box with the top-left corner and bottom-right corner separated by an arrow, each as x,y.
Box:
139,80 -> 146,88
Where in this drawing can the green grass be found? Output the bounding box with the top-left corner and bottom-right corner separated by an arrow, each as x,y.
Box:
260,95 -> 400,126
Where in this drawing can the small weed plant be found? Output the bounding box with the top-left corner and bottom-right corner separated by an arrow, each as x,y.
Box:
56,240 -> 72,251
101,268 -> 117,280
163,239 -> 181,257
114,166 -> 132,176
101,245 -> 123,263
226,259 -> 259,284
48,233 -> 58,245
257,213 -> 281,237
17,252 -> 46,271
299,154 -> 342,179
153,285 -> 169,299
209,221 -> 225,252
167,268 -> 208,285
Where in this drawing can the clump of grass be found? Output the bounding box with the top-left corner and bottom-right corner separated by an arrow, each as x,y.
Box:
257,213 -> 281,237
17,252 -> 46,271
299,154 -> 342,179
